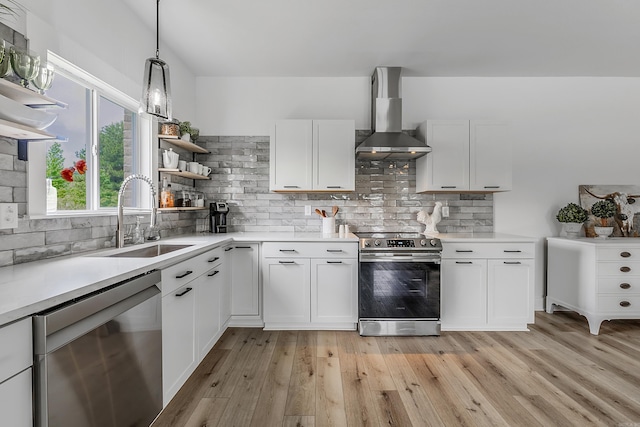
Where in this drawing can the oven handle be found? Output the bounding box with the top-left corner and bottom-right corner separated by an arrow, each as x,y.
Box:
360,255 -> 441,264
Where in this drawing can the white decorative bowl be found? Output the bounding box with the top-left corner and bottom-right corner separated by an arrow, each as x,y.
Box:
594,226 -> 613,238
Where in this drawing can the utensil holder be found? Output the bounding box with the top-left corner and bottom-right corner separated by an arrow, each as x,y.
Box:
322,217 -> 335,235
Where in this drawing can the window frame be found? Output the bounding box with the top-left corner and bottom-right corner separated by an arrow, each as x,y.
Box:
28,52 -> 155,218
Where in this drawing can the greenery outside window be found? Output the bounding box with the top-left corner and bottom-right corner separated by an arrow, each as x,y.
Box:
30,53 -> 153,216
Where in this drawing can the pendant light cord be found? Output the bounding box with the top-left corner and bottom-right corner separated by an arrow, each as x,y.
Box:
155,0 -> 160,59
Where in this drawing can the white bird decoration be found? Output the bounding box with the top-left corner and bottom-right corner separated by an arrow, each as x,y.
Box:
417,202 -> 443,235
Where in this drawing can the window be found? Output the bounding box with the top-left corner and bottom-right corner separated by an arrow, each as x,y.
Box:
29,53 -> 153,216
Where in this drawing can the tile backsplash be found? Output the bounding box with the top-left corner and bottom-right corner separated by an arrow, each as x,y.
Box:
0,131 -> 493,266
196,131 -> 493,234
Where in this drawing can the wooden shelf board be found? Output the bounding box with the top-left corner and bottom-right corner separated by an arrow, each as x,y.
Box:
160,136 -> 208,153
158,168 -> 210,180
0,78 -> 67,107
0,118 -> 55,140
158,207 -> 208,212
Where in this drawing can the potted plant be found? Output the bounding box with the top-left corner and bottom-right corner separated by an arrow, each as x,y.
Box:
556,202 -> 588,238
590,199 -> 616,238
179,120 -> 192,142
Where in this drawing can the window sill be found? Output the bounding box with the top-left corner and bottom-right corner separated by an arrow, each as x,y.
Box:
27,208 -> 152,220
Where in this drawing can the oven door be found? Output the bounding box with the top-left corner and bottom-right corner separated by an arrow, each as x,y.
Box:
359,253 -> 440,319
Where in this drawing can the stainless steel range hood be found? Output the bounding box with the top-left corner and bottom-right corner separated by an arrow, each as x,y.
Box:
356,67 -> 431,160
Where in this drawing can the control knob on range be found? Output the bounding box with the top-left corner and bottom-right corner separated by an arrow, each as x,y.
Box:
374,239 -> 381,247
420,239 -> 427,247
430,239 -> 438,247
364,241 -> 371,247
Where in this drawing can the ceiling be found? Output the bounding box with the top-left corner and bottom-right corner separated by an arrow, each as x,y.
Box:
121,0 -> 640,78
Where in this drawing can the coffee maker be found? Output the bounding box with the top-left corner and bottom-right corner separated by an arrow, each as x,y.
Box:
209,201 -> 229,233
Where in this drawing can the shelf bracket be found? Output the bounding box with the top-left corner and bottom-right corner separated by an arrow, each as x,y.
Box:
17,140 -> 28,161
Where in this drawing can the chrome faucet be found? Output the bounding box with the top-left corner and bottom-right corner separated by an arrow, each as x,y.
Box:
116,174 -> 158,248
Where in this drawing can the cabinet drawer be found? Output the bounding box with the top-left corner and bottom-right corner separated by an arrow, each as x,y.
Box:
0,318 -> 32,384
162,247 -> 223,296
442,242 -> 534,259
597,247 -> 640,261
597,262 -> 640,277
598,296 -> 640,314
262,242 -> 357,258
598,277 -> 640,294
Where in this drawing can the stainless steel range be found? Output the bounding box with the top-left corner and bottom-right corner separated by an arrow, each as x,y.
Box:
357,232 -> 442,336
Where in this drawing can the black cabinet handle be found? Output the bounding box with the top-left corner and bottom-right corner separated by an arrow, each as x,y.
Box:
225,247 -> 234,252
620,266 -> 631,273
456,261 -> 473,264
456,250 -> 473,253
620,283 -> 631,289
484,186 -> 500,189
208,257 -> 220,263
236,246 -> 251,249
504,250 -> 522,253
175,287 -> 193,297
620,301 -> 631,308
279,261 -> 295,264
327,261 -> 343,264
441,186 -> 457,189
175,270 -> 193,279
504,261 -> 522,265
326,249 -> 343,253
279,249 -> 296,252
326,186 -> 342,189
621,251 -> 631,258
208,270 -> 220,277
283,185 -> 299,188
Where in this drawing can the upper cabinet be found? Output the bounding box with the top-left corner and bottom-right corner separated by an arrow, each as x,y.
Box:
270,119 -> 355,192
416,120 -> 511,193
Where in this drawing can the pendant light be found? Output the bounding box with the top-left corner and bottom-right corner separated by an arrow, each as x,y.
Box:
141,0 -> 172,120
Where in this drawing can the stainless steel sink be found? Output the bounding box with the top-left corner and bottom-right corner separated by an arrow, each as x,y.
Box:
104,244 -> 193,258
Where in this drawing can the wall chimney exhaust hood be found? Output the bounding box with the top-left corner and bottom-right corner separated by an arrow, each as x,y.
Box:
356,67 -> 431,160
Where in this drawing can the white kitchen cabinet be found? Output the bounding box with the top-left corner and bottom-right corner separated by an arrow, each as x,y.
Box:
270,119 -> 355,192
311,258 -> 358,324
161,246 -> 225,404
441,259 -> 487,327
228,243 -> 262,326
416,120 -> 511,192
441,240 -> 534,330
196,265 -> 224,360
547,238 -> 640,335
0,317 -> 32,427
263,258 -> 311,324
262,241 -> 358,329
162,282 -> 197,404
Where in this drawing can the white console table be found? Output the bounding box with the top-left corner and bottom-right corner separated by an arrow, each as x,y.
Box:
546,237 -> 640,334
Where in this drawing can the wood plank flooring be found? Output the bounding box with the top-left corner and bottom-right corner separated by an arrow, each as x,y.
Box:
152,312 -> 640,426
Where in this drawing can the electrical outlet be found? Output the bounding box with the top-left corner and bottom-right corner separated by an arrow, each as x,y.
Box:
442,206 -> 450,218
0,203 -> 18,229
305,205 -> 312,216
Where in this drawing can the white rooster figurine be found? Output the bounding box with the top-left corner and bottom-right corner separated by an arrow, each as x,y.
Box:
417,202 -> 443,235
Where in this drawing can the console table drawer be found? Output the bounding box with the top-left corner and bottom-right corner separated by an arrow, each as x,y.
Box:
598,295 -> 640,313
597,262 -> 640,276
598,277 -> 640,294
598,247 -> 640,261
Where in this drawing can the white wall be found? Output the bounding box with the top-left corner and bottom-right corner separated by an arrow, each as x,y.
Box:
196,75 -> 640,310
19,0 -> 196,121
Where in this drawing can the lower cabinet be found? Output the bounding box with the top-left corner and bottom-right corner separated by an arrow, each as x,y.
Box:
0,317 -> 32,427
161,246 -> 226,405
263,242 -> 358,330
227,243 -> 262,326
441,241 -> 535,331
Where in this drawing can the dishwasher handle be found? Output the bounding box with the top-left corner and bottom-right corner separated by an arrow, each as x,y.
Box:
33,270 -> 161,355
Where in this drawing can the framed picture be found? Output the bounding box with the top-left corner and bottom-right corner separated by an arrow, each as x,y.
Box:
579,185 -> 640,237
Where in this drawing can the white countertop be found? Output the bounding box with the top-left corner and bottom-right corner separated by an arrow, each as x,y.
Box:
547,236 -> 640,245
0,231 -> 357,327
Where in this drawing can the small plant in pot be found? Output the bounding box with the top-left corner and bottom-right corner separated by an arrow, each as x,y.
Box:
556,202 -> 588,238
179,121 -> 192,142
590,200 -> 616,238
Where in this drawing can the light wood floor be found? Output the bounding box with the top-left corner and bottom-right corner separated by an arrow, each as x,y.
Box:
152,312 -> 640,427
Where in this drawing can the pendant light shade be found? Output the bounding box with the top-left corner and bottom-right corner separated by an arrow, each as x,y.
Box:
141,0 -> 172,120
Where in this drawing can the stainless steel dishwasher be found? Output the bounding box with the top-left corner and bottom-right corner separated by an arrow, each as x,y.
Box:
33,270 -> 162,427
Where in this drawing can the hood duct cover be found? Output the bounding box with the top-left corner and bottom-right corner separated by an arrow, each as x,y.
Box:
356,67 -> 431,160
